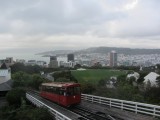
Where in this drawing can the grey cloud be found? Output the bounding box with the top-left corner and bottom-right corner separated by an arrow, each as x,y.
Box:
0,0 -> 160,52
0,0 -> 127,35
114,0 -> 160,38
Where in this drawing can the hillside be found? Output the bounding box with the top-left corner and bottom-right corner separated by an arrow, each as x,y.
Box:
36,46 -> 160,55
36,50 -> 74,56
75,47 -> 160,55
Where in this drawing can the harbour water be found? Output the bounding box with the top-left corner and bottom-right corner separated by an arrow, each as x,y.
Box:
0,53 -> 67,64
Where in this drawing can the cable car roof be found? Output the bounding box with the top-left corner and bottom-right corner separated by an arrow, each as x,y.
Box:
41,82 -> 80,87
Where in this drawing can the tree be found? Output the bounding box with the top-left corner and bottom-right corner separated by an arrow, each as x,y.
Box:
156,76 -> 160,87
98,79 -> 106,87
12,71 -> 47,89
91,62 -> 102,69
116,74 -> 127,86
55,78 -> 70,82
15,108 -> 53,120
12,71 -> 32,88
74,64 -> 81,69
29,74 -> 44,90
116,84 -> 138,101
6,88 -> 26,106
127,70 -> 134,74
128,76 -> 136,85
53,70 -> 78,83
11,63 -> 43,74
81,83 -> 96,94
0,106 -> 53,120
10,63 -> 25,73
132,94 -> 144,102
144,87 -> 160,104
137,71 -> 149,83
145,80 -> 151,90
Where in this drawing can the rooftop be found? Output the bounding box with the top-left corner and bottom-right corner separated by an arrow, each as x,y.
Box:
0,63 -> 8,69
41,82 -> 80,87
0,80 -> 13,91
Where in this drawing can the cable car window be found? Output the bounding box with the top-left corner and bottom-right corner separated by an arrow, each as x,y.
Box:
59,90 -> 66,95
52,87 -> 57,94
40,86 -> 43,91
56,87 -> 59,94
44,86 -> 46,91
74,86 -> 81,94
59,87 -> 67,95
46,86 -> 50,92
67,87 -> 74,95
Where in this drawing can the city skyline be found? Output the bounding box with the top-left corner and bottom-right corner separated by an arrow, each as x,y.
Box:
0,0 -> 160,58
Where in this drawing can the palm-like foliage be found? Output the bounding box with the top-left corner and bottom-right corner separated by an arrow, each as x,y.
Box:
156,76 -> 160,87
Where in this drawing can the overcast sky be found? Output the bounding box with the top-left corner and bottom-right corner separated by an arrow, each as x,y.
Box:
0,0 -> 160,58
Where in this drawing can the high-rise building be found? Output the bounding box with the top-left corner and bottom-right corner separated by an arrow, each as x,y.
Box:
109,51 -> 117,67
16,59 -> 25,64
0,57 -> 14,66
49,56 -> 58,68
6,57 -> 13,64
50,56 -> 57,61
67,54 -> 74,62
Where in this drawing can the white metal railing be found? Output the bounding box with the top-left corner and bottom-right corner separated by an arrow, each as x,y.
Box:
82,94 -> 160,117
26,93 -> 72,120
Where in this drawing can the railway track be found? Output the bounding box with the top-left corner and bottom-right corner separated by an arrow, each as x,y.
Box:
70,106 -> 117,120
27,90 -> 124,120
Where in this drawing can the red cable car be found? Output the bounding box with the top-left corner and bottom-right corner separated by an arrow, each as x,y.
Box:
40,82 -> 81,107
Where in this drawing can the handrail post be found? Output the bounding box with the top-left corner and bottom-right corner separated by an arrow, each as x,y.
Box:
55,112 -> 58,120
110,100 -> 112,108
153,107 -> 156,117
92,96 -> 93,103
135,104 -> 137,114
99,98 -> 101,104
121,101 -> 123,110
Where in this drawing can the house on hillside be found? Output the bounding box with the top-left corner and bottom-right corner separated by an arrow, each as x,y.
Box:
0,63 -> 13,96
127,72 -> 140,81
126,72 -> 140,86
106,77 -> 117,88
143,72 -> 160,87
0,63 -> 11,84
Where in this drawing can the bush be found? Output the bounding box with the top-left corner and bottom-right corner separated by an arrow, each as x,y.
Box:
55,77 -> 70,82
0,106 -> 53,120
28,74 -> 44,90
15,107 -> 53,120
98,79 -> 106,87
81,83 -> 96,94
6,88 -> 26,106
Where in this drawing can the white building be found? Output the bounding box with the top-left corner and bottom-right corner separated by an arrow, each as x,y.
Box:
0,57 -> 14,66
106,77 -> 117,88
127,72 -> 140,81
109,51 -> 117,67
26,60 -> 37,66
37,61 -> 46,67
59,61 -> 76,68
16,59 -> 25,63
0,63 -> 11,84
144,72 -> 160,87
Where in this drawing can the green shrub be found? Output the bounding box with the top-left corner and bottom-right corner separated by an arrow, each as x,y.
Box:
6,88 -> 26,106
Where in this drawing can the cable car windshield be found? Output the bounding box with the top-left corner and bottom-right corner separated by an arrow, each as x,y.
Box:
67,86 -> 81,95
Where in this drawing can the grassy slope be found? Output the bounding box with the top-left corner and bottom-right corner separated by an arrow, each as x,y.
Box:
71,69 -> 126,85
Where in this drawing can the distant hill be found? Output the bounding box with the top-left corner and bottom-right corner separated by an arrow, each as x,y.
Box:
36,50 -> 75,56
36,47 -> 160,56
75,47 -> 160,55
